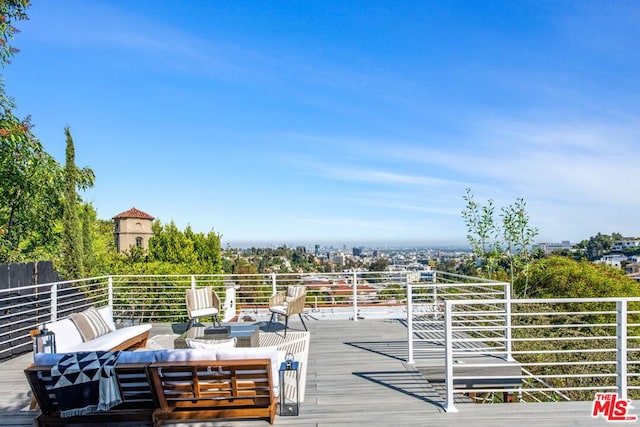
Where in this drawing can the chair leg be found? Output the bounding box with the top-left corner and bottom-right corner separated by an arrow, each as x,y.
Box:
284,315 -> 289,338
267,312 -> 276,332
212,315 -> 221,327
298,313 -> 308,331
186,318 -> 194,329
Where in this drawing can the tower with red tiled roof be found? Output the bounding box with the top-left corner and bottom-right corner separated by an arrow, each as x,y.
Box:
112,207 -> 155,253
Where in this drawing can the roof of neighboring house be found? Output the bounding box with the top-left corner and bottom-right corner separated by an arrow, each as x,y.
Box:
112,207 -> 155,220
326,284 -> 378,296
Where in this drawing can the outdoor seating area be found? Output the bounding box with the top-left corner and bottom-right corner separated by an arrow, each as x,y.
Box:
0,317 -> 611,426
23,314 -> 311,426
0,273 -> 633,426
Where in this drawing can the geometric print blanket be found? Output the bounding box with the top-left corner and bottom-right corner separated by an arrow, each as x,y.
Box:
51,351 -> 122,418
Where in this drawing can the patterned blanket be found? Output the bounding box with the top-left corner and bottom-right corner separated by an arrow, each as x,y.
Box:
51,351 -> 122,418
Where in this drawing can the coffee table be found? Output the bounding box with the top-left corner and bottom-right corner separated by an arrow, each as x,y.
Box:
174,324 -> 260,348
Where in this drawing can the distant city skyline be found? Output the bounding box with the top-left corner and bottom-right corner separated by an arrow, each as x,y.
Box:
223,239 -> 473,251
5,1 -> 639,245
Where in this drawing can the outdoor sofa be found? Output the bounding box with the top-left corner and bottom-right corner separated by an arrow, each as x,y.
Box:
25,346 -> 282,426
41,306 -> 152,353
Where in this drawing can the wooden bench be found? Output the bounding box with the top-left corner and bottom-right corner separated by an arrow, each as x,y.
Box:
25,356 -> 278,426
149,358 -> 277,426
24,362 -> 157,426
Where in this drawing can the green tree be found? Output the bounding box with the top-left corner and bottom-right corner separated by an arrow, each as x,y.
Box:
147,220 -> 223,274
577,232 -> 623,261
80,203 -> 98,275
60,126 -> 85,279
232,258 -> 268,305
461,188 -> 539,293
0,91 -> 62,261
0,1 -> 63,263
500,197 -> 538,296
190,227 -> 223,272
519,255 -> 639,299
368,257 -> 390,272
461,188 -> 501,278
149,220 -> 198,265
89,218 -> 118,275
0,0 -> 30,67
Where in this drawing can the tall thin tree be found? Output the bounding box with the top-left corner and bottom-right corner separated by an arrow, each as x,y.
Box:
61,126 -> 84,279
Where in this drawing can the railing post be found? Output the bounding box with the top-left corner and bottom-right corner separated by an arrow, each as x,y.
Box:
505,281 -> 513,361
50,284 -> 58,322
352,271 -> 358,322
617,299 -> 628,399
190,275 -> 196,290
432,279 -> 438,320
444,301 -> 458,413
108,276 -> 113,309
271,273 -> 277,295
407,282 -> 414,364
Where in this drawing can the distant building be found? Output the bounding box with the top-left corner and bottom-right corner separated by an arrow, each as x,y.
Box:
612,239 -> 640,252
596,254 -> 628,269
112,207 -> 155,253
533,241 -> 573,255
626,263 -> 640,275
352,247 -> 362,257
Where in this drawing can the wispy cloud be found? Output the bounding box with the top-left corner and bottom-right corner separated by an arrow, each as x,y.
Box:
16,1 -> 640,245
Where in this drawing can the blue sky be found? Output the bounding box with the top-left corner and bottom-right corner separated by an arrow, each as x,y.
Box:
4,0 -> 640,248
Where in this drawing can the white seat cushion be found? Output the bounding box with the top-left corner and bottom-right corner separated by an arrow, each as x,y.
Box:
190,307 -> 218,318
117,350 -> 159,364
66,324 -> 151,352
156,348 -> 218,362
269,305 -> 288,315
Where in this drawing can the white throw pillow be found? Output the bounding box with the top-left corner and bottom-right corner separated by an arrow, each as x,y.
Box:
45,318 -> 83,352
70,307 -> 113,341
97,306 -> 117,331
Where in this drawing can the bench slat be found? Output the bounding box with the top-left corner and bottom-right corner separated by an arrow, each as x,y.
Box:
149,358 -> 276,425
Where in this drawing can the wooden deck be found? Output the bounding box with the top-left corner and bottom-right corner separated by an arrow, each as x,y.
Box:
0,318 -> 619,426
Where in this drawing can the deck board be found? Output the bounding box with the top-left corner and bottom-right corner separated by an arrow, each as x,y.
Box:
0,318 -> 623,426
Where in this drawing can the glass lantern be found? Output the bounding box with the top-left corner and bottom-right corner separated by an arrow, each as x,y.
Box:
32,323 -> 56,359
279,353 -> 300,416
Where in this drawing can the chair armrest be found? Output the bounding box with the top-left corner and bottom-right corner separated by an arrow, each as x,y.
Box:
269,291 -> 286,306
286,293 -> 306,315
212,290 -> 221,310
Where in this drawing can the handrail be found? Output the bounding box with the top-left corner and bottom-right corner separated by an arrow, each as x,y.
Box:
0,270 -> 443,360
439,297 -> 640,412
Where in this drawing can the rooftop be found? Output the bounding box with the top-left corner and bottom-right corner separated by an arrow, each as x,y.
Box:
112,207 -> 155,220
0,317 -> 612,426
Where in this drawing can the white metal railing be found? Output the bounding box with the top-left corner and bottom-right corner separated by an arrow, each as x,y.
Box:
0,276 -> 110,359
406,276 -> 510,364
4,268 -> 635,412
0,270 -> 423,359
440,298 -> 640,412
